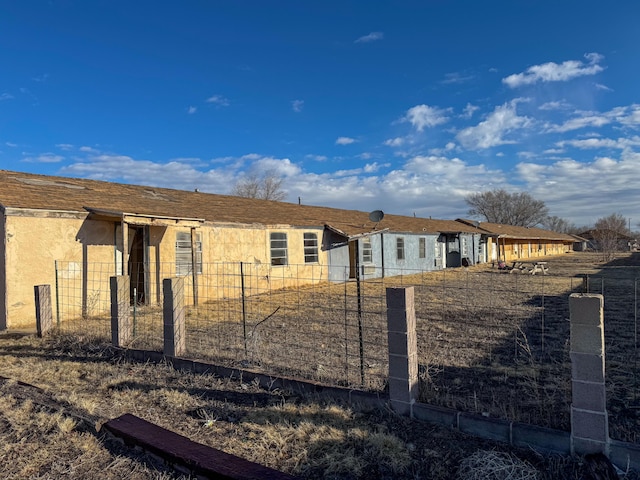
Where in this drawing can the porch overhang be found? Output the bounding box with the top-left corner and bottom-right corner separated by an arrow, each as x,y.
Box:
83,207 -> 205,228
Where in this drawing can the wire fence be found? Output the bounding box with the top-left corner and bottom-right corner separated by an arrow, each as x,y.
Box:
53,260 -> 640,442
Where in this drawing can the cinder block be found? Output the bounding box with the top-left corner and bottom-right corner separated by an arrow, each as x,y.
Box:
570,352 -> 605,383
569,294 -> 603,326
457,413 -> 510,443
110,276 -> 132,347
389,399 -> 412,416
388,331 -> 409,356
572,380 -> 606,412
388,355 -> 411,380
571,408 -> 608,443
34,285 -> 53,337
572,437 -> 608,456
610,439 -> 640,472
511,422 -> 571,453
570,324 -> 604,355
386,287 -> 414,311
412,403 -> 456,428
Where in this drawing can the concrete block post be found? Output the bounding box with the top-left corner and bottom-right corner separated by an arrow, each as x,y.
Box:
569,293 -> 609,456
34,285 -> 53,337
163,278 -> 186,357
386,287 -> 418,416
110,276 -> 132,347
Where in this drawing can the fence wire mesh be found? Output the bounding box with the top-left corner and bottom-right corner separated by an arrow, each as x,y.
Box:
53,260 -> 640,442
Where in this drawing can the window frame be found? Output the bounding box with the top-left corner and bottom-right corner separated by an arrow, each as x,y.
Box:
303,232 -> 319,264
362,238 -> 373,264
270,232 -> 288,266
418,237 -> 426,259
396,237 -> 405,261
175,231 -> 202,276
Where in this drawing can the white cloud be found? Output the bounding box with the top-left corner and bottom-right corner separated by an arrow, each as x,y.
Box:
355,32 -> 384,43
538,100 -> 571,111
544,106 -> 636,133
557,136 -> 640,151
5,142 -> 17,147
206,95 -> 230,106
595,83 -> 613,92
187,106 -> 197,114
0,93 -> 13,101
292,100 -> 304,112
384,137 -> 405,147
336,136 -> 356,145
442,72 -> 474,84
55,144 -> 74,150
502,53 -> 604,88
305,154 -> 328,162
405,104 -> 450,131
456,100 -> 532,149
618,104 -> 640,127
461,103 -> 479,119
79,146 -> 99,153
23,153 -> 64,163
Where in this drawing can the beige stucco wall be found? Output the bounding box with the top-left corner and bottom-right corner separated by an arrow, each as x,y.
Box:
1,212 -> 328,329
4,212 -> 116,328
166,223 -> 329,303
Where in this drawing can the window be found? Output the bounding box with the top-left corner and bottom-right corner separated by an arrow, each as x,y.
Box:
176,231 -> 202,276
396,237 -> 405,260
461,237 -> 469,256
303,232 -> 318,263
419,237 -> 426,259
270,232 -> 288,266
362,239 -> 373,263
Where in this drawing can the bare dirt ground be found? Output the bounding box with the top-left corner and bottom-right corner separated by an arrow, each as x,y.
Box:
8,251 -> 639,479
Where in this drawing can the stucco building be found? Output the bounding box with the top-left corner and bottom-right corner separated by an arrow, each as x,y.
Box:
0,169 -> 489,330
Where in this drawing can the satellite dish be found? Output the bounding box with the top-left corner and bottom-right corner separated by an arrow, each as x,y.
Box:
369,210 -> 384,223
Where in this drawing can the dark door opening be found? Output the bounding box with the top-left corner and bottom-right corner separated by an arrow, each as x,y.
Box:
128,227 -> 146,305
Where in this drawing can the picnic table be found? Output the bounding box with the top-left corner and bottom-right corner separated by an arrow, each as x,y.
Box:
508,261 -> 549,275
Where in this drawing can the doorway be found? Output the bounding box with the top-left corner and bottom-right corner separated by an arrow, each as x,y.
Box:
128,226 -> 148,304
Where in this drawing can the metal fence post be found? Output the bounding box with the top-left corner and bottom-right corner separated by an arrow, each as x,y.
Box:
34,284 -> 53,337
163,277 -> 186,357
569,293 -> 609,456
110,276 -> 132,347
386,286 -> 418,416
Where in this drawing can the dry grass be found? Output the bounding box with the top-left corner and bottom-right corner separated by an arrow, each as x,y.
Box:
56,252 -> 640,441
3,333 -> 640,479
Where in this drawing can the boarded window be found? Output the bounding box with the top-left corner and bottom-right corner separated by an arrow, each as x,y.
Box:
270,232 -> 288,266
176,231 -> 202,276
303,232 -> 318,263
419,237 -> 426,259
362,239 -> 373,263
397,237 -> 405,260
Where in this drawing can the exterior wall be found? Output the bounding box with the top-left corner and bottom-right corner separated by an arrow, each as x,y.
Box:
4,212 -> 115,328
0,212 -> 6,330
497,238 -> 571,262
167,223 -> 330,303
2,212 -> 331,329
380,232 -> 440,277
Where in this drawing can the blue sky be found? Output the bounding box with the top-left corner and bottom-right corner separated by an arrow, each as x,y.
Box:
1,1 -> 640,227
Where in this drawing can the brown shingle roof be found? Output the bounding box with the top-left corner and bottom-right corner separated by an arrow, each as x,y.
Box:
0,169 -> 479,237
461,220 -> 575,242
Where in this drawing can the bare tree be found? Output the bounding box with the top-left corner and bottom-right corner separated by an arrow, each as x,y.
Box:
232,169 -> 286,201
465,189 -> 549,227
592,213 -> 630,261
541,215 -> 576,233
